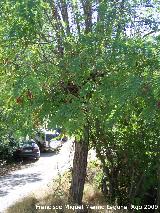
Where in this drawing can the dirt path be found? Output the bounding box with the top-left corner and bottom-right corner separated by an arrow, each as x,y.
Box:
0,140 -> 74,213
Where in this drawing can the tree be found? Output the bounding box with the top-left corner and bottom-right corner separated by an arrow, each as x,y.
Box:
0,0 -> 160,206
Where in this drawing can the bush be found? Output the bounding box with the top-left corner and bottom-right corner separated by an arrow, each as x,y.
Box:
91,120 -> 159,209
0,135 -> 18,163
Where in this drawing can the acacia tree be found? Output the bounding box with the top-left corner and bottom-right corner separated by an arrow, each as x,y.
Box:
0,0 -> 160,205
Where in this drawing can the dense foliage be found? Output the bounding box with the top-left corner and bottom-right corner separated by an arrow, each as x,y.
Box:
0,0 -> 160,209
0,134 -> 18,163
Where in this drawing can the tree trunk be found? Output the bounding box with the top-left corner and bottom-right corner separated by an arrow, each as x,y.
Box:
69,127 -> 89,205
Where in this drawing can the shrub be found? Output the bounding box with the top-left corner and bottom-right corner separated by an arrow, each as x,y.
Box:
0,135 -> 18,163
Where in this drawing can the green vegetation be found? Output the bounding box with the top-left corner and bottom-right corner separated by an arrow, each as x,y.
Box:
6,161 -> 109,213
0,0 -> 160,211
0,134 -> 18,163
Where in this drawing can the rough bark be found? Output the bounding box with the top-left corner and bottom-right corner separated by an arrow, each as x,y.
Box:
81,0 -> 92,33
69,127 -> 89,205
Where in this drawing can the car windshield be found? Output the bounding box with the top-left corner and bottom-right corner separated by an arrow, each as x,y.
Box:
46,134 -> 56,141
20,141 -> 35,147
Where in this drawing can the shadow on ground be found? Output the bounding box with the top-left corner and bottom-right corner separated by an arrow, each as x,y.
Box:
0,172 -> 42,197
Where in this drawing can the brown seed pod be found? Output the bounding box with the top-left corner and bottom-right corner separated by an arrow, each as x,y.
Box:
16,96 -> 23,104
157,101 -> 160,109
26,90 -> 33,100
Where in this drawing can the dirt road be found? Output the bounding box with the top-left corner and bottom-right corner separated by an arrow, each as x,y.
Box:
0,140 -> 74,213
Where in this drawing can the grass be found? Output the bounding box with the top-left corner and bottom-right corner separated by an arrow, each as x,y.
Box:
6,196 -> 38,213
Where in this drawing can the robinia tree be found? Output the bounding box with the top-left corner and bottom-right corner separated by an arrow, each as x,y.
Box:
0,0 -> 160,206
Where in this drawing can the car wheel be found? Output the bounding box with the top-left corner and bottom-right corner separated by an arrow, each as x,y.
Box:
34,157 -> 40,161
